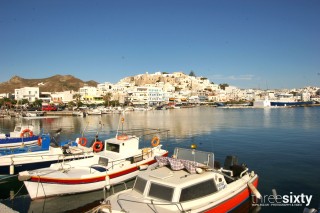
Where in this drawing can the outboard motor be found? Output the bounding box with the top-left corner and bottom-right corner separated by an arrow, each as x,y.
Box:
224,155 -> 238,170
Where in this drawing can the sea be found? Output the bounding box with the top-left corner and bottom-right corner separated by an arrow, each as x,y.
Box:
0,106 -> 319,213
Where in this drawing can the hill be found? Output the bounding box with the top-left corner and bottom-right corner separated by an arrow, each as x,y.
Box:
0,75 -> 98,93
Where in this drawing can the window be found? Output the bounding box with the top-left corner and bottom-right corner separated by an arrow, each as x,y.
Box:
148,182 -> 174,201
134,177 -> 147,194
105,143 -> 120,153
179,179 -> 217,202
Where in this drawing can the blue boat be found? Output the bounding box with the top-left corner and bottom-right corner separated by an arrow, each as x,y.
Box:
0,129 -> 95,178
0,125 -> 40,149
270,101 -> 313,107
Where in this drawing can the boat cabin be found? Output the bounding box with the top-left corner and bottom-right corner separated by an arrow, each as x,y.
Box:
129,148 -> 228,204
103,135 -> 139,156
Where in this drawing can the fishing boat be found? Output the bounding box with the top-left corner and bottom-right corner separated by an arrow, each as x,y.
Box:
93,146 -> 260,213
0,125 -> 40,149
0,129 -> 95,179
19,131 -> 168,200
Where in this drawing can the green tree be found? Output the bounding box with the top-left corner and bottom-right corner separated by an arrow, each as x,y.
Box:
189,70 -> 196,77
219,83 -> 229,90
33,99 -> 43,108
73,94 -> 82,108
103,93 -> 112,106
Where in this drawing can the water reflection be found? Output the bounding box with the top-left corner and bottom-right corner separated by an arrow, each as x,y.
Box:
1,107 -> 320,213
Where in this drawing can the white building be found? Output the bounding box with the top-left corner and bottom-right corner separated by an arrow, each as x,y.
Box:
79,86 -> 103,104
51,91 -> 74,104
128,87 -> 164,106
15,87 -> 39,102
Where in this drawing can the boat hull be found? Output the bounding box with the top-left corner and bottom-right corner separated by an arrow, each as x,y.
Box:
23,152 -> 168,200
0,136 -> 39,149
0,154 -> 93,177
270,101 -> 313,106
203,175 -> 259,213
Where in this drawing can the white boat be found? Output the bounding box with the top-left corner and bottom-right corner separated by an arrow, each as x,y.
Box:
87,109 -> 102,115
72,110 -> 86,117
19,134 -> 168,200
0,125 -> 39,149
0,131 -> 95,178
94,147 -> 260,213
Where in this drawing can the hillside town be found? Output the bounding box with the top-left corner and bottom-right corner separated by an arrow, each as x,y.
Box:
0,71 -> 320,110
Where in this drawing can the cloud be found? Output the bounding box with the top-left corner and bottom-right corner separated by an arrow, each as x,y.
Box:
210,74 -> 255,81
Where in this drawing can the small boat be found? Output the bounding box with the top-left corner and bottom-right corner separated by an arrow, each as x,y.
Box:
19,132 -> 168,200
72,110 -> 86,117
0,129 -> 94,178
87,109 -> 102,115
0,125 -> 40,149
94,146 -> 260,213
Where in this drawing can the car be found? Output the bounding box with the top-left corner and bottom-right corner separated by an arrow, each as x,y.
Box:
41,105 -> 57,111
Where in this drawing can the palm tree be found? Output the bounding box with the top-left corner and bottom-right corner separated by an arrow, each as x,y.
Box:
73,94 -> 82,108
103,93 -> 112,107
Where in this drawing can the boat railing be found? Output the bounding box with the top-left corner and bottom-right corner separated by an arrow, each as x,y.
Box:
116,198 -> 186,213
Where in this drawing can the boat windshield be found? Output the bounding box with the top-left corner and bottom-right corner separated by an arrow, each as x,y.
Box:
179,179 -> 217,202
133,177 -> 147,194
148,182 -> 174,202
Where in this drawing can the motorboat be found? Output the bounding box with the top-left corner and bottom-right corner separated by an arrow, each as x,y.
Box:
93,147 -> 260,213
87,109 -> 102,115
0,125 -> 40,149
19,132 -> 168,200
0,129 -> 94,179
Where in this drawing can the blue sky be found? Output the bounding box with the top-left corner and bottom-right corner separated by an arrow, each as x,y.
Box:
1,0 -> 319,89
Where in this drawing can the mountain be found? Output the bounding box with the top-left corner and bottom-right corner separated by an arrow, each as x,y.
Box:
0,75 -> 98,93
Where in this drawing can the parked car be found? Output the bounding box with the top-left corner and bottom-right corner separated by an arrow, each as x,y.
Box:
42,105 -> 57,111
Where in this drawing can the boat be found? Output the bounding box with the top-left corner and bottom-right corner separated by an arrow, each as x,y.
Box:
19,131 -> 169,200
87,109 -> 102,115
72,110 -> 86,117
0,129 -> 94,178
0,125 -> 40,149
270,101 -> 313,107
93,146 -> 260,213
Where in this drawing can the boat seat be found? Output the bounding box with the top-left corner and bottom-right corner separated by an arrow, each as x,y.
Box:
98,157 -> 109,166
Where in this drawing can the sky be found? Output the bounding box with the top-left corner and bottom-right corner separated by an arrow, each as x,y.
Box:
0,0 -> 319,89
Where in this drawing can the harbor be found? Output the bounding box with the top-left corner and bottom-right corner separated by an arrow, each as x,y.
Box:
0,106 -> 319,213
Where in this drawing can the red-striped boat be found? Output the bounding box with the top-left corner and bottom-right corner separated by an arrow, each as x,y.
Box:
19,134 -> 168,200
94,147 -> 260,213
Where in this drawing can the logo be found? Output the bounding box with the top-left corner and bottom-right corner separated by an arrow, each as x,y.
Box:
252,189 -> 313,207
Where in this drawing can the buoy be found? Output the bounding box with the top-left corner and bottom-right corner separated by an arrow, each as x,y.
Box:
105,176 -> 110,190
10,164 -> 14,175
151,136 -> 160,147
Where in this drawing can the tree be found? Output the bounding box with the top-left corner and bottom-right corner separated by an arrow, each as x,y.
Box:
33,99 -> 43,108
189,70 -> 196,77
73,94 -> 82,108
219,83 -> 229,90
103,93 -> 112,107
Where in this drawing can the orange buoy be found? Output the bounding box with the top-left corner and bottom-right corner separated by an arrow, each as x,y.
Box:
92,140 -> 103,152
37,137 -> 42,146
151,136 -> 160,147
78,137 -> 88,146
20,129 -> 34,138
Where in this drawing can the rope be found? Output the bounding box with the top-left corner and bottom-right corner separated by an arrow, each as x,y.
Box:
8,183 -> 24,200
0,174 -> 18,182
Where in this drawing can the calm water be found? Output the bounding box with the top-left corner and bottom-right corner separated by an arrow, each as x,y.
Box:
0,106 -> 319,213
